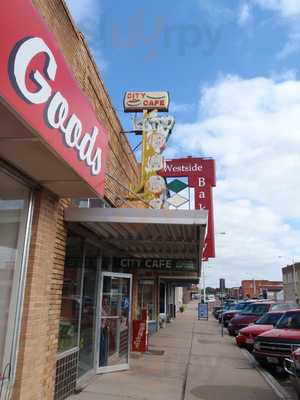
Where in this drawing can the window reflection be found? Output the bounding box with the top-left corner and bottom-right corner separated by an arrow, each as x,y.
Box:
0,170 -> 29,378
58,236 -> 84,353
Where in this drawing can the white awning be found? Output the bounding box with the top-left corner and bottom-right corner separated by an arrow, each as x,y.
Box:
64,207 -> 208,275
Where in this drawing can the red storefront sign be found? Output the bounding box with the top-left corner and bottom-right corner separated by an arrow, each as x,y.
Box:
161,157 -> 216,260
195,186 -> 215,260
0,0 -> 108,196
132,320 -> 148,352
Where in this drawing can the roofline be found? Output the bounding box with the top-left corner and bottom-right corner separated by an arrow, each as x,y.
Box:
65,207 -> 208,226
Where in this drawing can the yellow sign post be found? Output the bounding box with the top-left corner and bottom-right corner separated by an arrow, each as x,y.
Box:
131,110 -> 175,209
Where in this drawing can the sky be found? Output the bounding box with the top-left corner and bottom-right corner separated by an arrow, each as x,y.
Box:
65,0 -> 300,288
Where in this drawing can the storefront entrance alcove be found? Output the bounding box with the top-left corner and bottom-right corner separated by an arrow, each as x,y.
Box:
59,207 -> 207,399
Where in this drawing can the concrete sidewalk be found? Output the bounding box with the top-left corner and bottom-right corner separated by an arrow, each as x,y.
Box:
70,302 -> 282,400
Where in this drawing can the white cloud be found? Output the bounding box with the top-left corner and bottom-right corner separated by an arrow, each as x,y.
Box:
271,68 -> 297,81
198,0 -> 235,25
169,74 -> 300,286
277,31 -> 300,59
252,0 -> 300,18
239,1 -> 300,59
64,0 -> 107,71
238,3 -> 252,25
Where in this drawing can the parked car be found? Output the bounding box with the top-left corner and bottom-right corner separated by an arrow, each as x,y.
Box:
254,309 -> 300,369
218,303 -> 239,323
284,347 -> 300,398
228,302 -> 274,336
220,301 -> 250,327
270,302 -> 300,311
236,310 -> 285,351
215,302 -> 237,320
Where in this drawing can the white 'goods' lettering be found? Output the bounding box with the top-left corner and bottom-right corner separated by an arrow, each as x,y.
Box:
11,37 -> 102,176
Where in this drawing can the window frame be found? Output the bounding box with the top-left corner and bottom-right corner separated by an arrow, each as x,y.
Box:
0,165 -> 34,398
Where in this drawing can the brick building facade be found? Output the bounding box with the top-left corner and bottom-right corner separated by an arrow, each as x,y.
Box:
0,2 -> 207,400
0,1 -> 139,399
241,280 -> 283,299
282,263 -> 300,302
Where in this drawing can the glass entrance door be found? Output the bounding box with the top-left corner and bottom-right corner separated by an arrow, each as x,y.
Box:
98,273 -> 132,373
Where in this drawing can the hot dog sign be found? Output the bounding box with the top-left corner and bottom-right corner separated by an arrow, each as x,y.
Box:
123,91 -> 170,112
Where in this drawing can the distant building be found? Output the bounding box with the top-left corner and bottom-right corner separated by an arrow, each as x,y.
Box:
230,287 -> 242,299
241,280 -> 283,299
219,278 -> 226,292
282,263 -> 300,303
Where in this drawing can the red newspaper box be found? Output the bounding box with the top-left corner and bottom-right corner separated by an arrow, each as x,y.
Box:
132,308 -> 149,352
132,320 -> 148,352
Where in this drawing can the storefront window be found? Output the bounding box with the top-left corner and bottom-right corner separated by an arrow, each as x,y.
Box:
138,280 -> 156,321
78,244 -> 99,377
58,235 -> 84,353
0,169 -> 30,380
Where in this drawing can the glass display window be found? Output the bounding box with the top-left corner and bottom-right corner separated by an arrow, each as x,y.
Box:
0,168 -> 32,386
58,235 -> 84,353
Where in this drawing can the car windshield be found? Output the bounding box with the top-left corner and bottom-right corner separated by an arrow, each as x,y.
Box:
222,304 -> 231,310
234,302 -> 248,311
227,304 -> 238,310
255,312 -> 283,325
241,303 -> 270,316
271,303 -> 299,311
276,312 -> 300,329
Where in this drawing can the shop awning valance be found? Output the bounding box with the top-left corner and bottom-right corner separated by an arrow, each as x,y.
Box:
64,207 -> 208,275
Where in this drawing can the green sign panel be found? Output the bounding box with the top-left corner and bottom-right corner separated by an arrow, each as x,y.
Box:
114,258 -> 197,272
167,179 -> 188,193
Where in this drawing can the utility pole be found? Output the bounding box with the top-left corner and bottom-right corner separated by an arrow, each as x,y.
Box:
203,262 -> 206,303
292,257 -> 299,304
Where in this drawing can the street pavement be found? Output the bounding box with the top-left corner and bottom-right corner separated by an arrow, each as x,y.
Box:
70,302 -> 284,400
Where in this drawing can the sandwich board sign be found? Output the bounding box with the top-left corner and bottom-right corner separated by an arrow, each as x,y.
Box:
198,303 -> 209,320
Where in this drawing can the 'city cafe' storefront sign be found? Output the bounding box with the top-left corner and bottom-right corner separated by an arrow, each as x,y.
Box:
115,258 -> 197,272
123,91 -> 170,113
0,0 -> 108,196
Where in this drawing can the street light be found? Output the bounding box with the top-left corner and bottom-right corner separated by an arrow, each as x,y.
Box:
278,256 -> 299,303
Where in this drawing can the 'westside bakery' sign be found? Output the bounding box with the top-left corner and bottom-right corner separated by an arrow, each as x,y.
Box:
160,158 -> 216,260
115,258 -> 197,272
0,0 -> 108,196
123,91 -> 170,112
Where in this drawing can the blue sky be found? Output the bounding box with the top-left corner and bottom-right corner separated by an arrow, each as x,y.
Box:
65,0 -> 300,288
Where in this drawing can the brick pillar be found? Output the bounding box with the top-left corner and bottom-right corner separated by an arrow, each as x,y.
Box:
12,189 -> 68,400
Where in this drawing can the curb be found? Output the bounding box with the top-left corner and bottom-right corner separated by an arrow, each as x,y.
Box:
241,349 -> 294,400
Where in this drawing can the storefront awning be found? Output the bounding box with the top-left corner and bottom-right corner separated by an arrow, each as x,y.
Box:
65,207 -> 208,275
159,276 -> 200,286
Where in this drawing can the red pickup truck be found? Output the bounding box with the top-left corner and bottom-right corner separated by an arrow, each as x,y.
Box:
253,309 -> 300,369
236,310 -> 285,351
